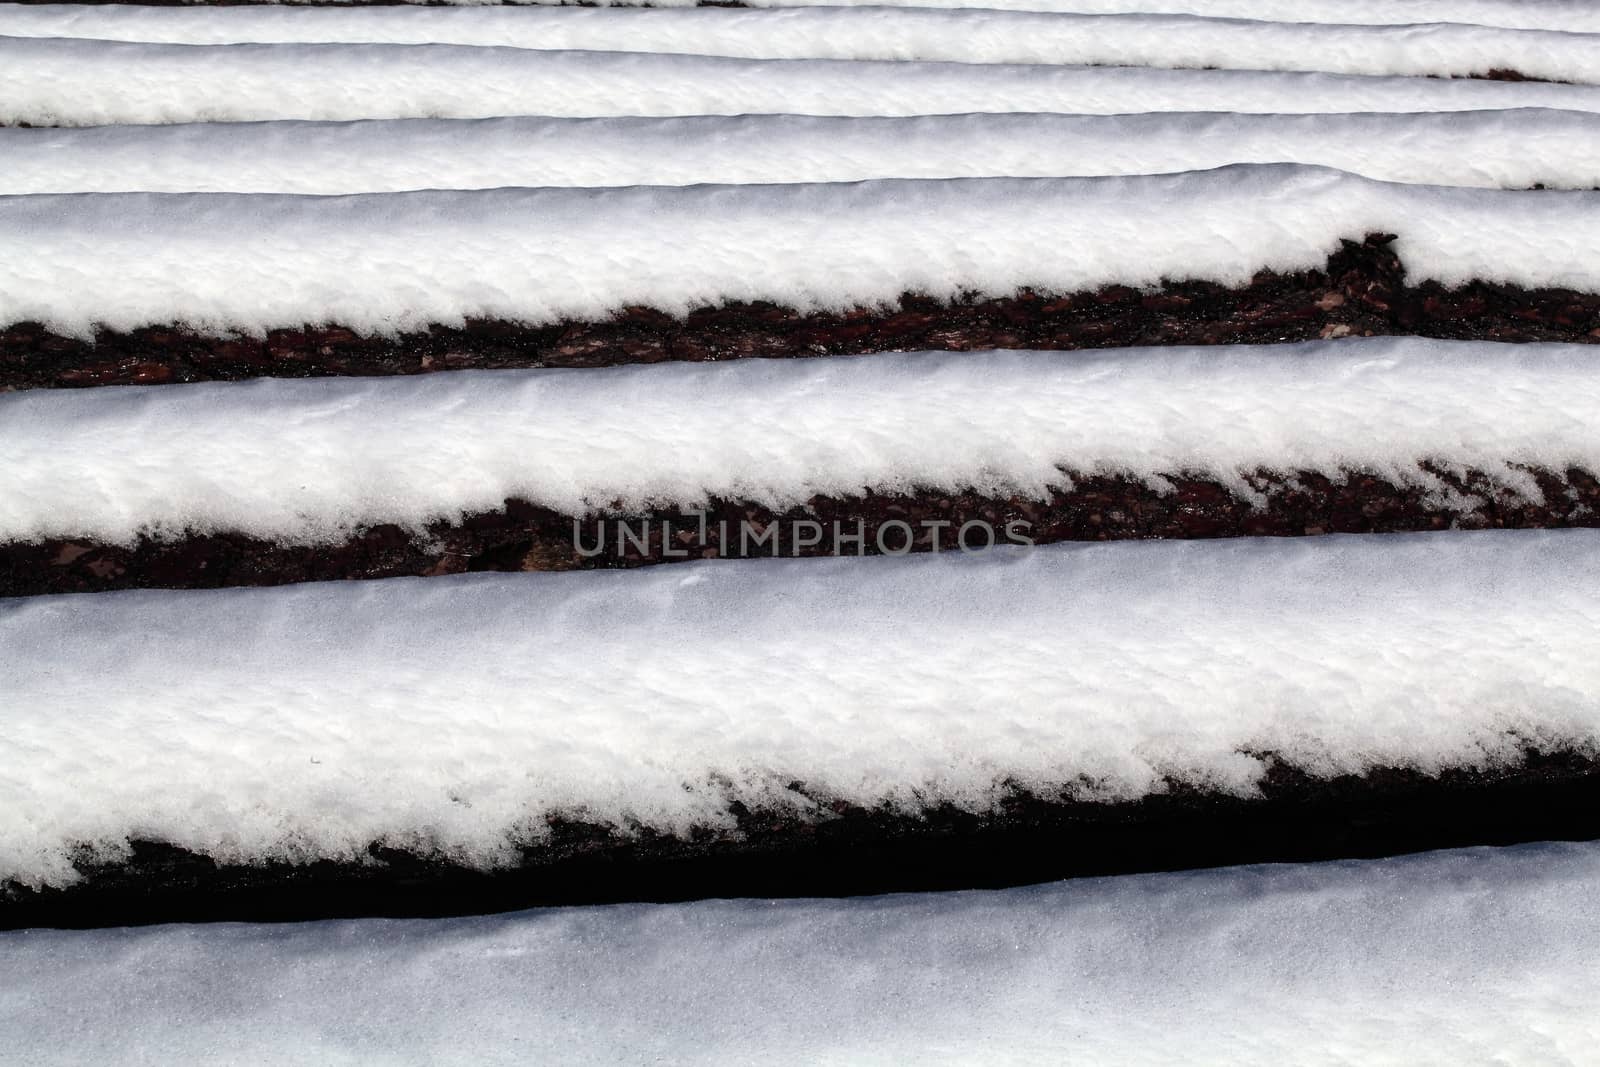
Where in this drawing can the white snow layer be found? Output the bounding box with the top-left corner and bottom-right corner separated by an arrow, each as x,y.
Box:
3,338 -> 1599,547
7,6 -> 1600,84
5,530 -> 1600,887
207,0 -> 1600,36
4,168 -> 1600,338
5,843 -> 1600,1066
8,38 -> 1600,126
8,109 -> 1600,195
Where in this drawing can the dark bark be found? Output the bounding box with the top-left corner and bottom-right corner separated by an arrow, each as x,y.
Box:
6,464 -> 1597,597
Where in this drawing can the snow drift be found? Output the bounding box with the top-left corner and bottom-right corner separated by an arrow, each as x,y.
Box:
8,37 -> 1600,126
6,6 -> 1600,84
179,0 -> 1600,36
6,109 -> 1600,195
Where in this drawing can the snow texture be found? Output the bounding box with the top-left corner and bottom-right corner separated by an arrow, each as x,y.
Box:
4,843 -> 1599,1065
3,337 -> 1599,548
4,530 -> 1600,888
7,37 -> 1600,126
4,167 -> 1600,338
207,0 -> 1600,35
8,109 -> 1600,195
7,5 -> 1600,83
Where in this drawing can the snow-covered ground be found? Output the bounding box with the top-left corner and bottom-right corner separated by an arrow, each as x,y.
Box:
5,530 -> 1600,888
7,5 -> 1599,83
4,843 -> 1600,1063
3,338 -> 1596,546
9,37 -> 1600,126
4,167 -> 1598,338
7,109 -> 1600,195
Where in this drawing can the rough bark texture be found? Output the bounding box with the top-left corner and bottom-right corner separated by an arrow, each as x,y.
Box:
5,750 -> 1597,930
5,464 -> 1596,597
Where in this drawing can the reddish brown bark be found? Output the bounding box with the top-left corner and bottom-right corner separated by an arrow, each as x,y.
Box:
6,464 -> 1597,597
5,236 -> 1597,393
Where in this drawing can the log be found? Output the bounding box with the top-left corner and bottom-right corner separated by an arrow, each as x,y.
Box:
7,466 -> 1600,597
7,751 -> 1598,929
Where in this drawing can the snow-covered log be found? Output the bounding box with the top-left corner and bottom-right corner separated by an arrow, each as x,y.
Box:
5,337 -> 1600,594
8,37 -> 1600,126
53,0 -> 1600,35
6,6 -> 1600,83
11,334 -> 1600,545
4,531 -> 1600,919
6,109 -> 1600,196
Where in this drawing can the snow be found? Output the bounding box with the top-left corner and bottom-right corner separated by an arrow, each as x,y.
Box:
776,0 -> 1600,36
4,11 -> 1594,1062
8,108 -> 1600,195
3,337 -> 1599,547
3,528 -> 1600,888
4,842 -> 1599,1065
4,167 -> 1600,338
805,0 -> 1600,33
7,5 -> 1600,84
8,37 -> 1600,126
200,0 -> 1600,36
